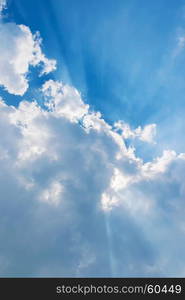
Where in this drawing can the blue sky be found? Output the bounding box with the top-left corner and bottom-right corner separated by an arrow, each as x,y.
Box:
5,0 -> 185,156
5,0 -> 185,118
1,0 -> 185,277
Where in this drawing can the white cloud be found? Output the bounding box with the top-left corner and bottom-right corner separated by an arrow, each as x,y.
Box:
0,23 -> 56,95
39,181 -> 63,206
100,149 -> 185,213
42,80 -> 88,122
0,80 -> 185,276
114,121 -> 156,144
82,111 -> 111,132
141,149 -> 178,177
0,91 -> 121,275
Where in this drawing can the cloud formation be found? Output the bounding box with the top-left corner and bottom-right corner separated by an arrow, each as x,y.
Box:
0,1 -> 185,277
114,121 -> 156,144
42,80 -> 89,122
0,78 -> 185,276
0,20 -> 56,95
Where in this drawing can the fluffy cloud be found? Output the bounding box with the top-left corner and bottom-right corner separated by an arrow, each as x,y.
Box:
0,92 -> 121,276
0,79 -> 185,276
114,121 -> 156,144
0,22 -> 56,96
101,149 -> 185,211
42,80 -> 89,122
